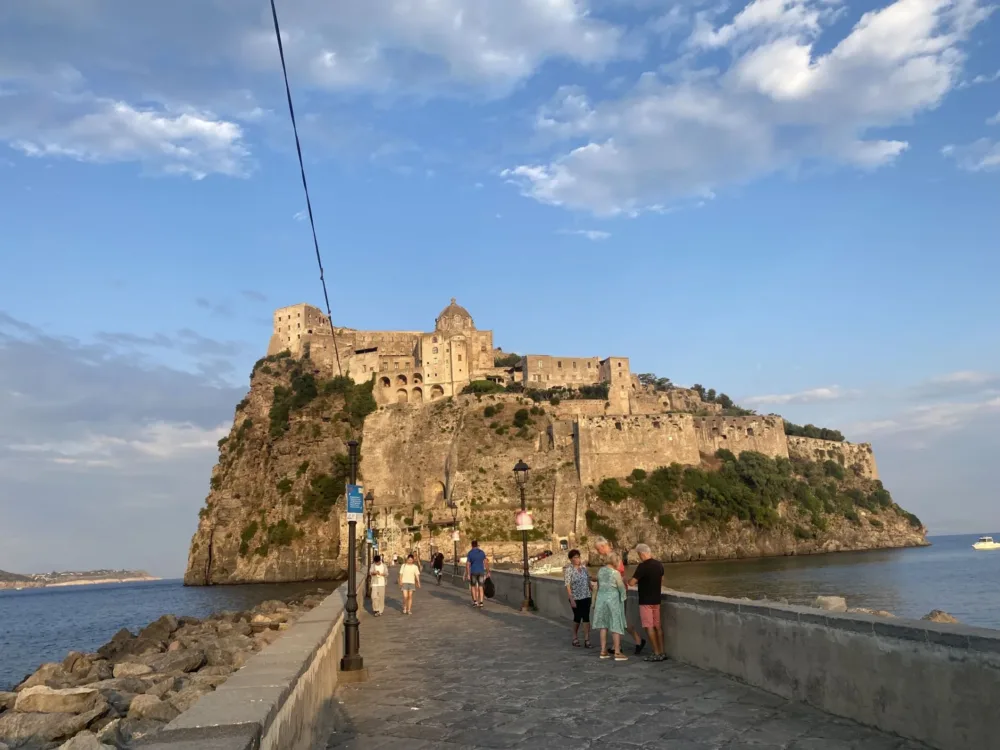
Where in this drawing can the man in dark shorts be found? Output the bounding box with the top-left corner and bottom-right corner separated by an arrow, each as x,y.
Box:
465,540 -> 490,608
594,536 -> 645,654
628,543 -> 666,662
432,551 -> 445,583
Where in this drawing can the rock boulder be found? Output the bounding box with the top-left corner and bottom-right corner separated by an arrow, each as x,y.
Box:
112,663 -> 152,679
922,609 -> 959,623
127,695 -> 179,723
14,686 -> 101,715
57,730 -> 116,749
813,596 -> 848,612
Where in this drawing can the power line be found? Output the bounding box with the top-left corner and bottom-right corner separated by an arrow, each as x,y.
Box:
269,0 -> 343,377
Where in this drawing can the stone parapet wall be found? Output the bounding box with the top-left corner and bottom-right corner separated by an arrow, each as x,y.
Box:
690,414 -> 788,459
138,569 -> 367,750
787,436 -> 879,480
435,566 -> 998,750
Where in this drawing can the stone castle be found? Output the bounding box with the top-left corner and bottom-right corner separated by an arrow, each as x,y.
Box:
267,299 -> 880,491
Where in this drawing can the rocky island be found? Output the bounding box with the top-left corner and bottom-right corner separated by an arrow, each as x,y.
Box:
185,299 -> 927,586
0,571 -> 159,591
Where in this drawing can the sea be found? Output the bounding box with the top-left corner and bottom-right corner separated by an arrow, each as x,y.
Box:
3,534 -> 998,691
0,578 -> 337,691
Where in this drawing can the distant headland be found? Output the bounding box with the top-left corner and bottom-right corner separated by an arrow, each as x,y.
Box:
0,569 -> 160,590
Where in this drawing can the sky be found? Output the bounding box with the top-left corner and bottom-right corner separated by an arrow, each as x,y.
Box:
1,0 -> 998,577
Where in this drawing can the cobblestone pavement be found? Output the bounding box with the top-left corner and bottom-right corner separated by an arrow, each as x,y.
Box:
326,580 -> 929,750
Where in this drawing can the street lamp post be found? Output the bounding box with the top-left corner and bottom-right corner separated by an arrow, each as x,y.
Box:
449,501 -> 459,576
513,459 -> 533,611
364,491 -> 375,600
340,441 -> 363,673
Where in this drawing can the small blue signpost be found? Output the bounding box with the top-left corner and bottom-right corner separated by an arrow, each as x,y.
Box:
346,484 -> 364,523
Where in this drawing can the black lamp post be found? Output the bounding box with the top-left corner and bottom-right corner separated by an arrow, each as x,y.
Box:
340,441 -> 363,673
514,458 -> 534,611
449,500 -> 459,576
364,491 -> 375,600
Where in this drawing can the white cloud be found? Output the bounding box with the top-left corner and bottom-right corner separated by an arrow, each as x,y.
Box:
505,0 -> 989,215
853,396 -> 1000,436
745,385 -> 855,405
988,111 -> 1000,125
558,228 -> 611,240
8,422 -> 230,465
293,210 -> 307,221
942,139 -> 1000,171
239,0 -> 623,95
7,100 -> 251,179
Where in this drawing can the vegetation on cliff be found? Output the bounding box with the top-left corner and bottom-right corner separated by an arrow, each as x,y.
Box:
783,421 -> 846,442
187,350 -> 379,585
589,450 -> 920,545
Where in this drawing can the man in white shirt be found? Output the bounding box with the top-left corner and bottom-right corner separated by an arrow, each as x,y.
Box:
370,554 -> 388,616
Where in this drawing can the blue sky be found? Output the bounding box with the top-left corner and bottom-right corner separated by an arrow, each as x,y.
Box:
1,0 -> 998,576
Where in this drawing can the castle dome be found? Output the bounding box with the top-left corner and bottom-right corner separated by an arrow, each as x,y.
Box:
435,297 -> 475,333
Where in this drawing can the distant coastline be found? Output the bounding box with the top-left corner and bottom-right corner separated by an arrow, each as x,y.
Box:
0,569 -> 159,590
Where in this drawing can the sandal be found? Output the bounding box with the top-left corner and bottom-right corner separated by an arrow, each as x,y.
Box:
614,652 -> 628,661
572,639 -> 581,647
599,652 -> 611,659
584,639 -> 591,649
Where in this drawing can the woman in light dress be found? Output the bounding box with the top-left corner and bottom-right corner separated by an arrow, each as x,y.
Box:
591,552 -> 628,661
397,554 -> 421,615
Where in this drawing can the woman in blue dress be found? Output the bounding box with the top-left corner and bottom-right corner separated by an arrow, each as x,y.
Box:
591,552 -> 628,661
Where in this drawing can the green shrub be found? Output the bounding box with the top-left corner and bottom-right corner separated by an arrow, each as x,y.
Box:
549,397 -> 561,406
484,405 -> 497,418
868,518 -> 883,529
462,380 -> 505,395
793,525 -> 813,540
597,478 -> 629,504
301,473 -> 340,519
296,461 -> 310,476
217,436 -> 228,449
901,510 -> 923,529
823,460 -> 846,480
657,513 -> 681,533
403,517 -> 414,526
513,409 -> 531,428
276,478 -> 293,495
630,468 -> 647,482
844,508 -> 861,525
239,521 -> 260,557
267,520 -> 300,546
495,352 -> 521,367
715,448 -> 736,463
235,397 -> 250,412
210,475 -> 222,491
412,532 -> 423,542
784,421 -> 845,442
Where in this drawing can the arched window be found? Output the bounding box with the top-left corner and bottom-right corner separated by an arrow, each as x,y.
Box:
432,336 -> 438,344
433,347 -> 438,354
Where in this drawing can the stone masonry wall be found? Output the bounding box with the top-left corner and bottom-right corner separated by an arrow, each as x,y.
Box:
787,436 -> 880,480
691,415 -> 789,459
575,414 -> 701,486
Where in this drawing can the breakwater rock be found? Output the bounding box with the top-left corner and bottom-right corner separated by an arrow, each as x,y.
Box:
0,589 -> 330,749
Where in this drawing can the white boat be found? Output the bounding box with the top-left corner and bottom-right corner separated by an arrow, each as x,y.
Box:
972,536 -> 1000,550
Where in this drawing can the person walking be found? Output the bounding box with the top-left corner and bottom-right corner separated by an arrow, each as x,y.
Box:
398,553 -> 421,615
464,539 -> 490,608
370,554 -> 388,616
628,544 -> 666,661
592,552 -> 628,661
593,537 -> 646,655
432,551 -> 445,584
564,549 -> 593,648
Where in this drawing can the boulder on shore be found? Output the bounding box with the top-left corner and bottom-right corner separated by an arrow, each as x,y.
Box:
813,596 -> 848,612
846,607 -> 895,618
13,686 -> 101,715
922,609 -> 959,623
57,730 -> 115,749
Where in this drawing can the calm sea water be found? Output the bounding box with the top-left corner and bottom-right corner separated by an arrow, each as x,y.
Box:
0,579 -> 338,691
654,533 -> 1000,628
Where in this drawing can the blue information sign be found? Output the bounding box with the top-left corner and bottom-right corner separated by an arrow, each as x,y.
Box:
366,529 -> 374,544
346,484 -> 364,522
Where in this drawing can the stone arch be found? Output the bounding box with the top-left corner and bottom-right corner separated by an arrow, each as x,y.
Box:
412,387 -> 423,402
396,389 -> 409,404
430,385 -> 445,400
380,377 -> 391,389
396,374 -> 408,387
413,373 -> 423,385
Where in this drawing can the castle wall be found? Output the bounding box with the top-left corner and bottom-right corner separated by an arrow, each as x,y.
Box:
521,355 -> 601,388
345,349 -> 379,384
630,388 -> 723,415
787,437 -> 879,480
575,414 -> 700,486
691,415 -> 788,459
551,400 -> 611,418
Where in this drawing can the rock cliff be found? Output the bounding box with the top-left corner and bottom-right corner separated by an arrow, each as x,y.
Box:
186,355 -> 927,584
184,353 -> 374,585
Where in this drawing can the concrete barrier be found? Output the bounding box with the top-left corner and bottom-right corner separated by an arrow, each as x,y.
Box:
429,563 -> 1000,750
138,567 -> 367,750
